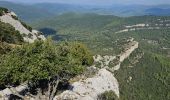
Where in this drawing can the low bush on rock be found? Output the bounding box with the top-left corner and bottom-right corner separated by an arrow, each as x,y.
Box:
97,90 -> 119,100
0,7 -> 8,16
0,21 -> 23,44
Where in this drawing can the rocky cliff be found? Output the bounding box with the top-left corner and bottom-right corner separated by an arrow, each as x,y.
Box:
0,10 -> 45,43
54,69 -> 119,100
55,38 -> 139,100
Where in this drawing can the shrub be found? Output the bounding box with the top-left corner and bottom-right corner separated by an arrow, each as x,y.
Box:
97,91 -> 119,100
0,39 -> 93,85
0,7 -> 8,16
0,38 -> 93,99
0,42 -> 13,54
0,21 -> 23,44
28,33 -> 33,38
20,21 -> 32,32
11,15 -> 19,20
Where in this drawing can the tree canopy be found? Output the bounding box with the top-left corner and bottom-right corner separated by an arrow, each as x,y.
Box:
0,38 -> 93,88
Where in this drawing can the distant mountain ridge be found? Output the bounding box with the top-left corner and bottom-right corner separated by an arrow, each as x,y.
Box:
32,3 -> 170,17
0,1 -> 170,23
0,1 -> 55,22
145,8 -> 170,16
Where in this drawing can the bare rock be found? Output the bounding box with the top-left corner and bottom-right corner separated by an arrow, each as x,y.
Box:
0,12 -> 45,43
54,69 -> 119,100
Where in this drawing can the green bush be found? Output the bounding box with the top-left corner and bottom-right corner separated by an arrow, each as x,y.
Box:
0,7 -> 8,16
97,91 -> 119,100
0,38 -> 93,87
20,21 -> 32,32
0,42 -> 12,54
0,21 -> 23,44
11,15 -> 19,20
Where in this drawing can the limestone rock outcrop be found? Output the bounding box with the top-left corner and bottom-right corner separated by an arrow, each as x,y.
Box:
0,11 -> 45,43
54,68 -> 119,100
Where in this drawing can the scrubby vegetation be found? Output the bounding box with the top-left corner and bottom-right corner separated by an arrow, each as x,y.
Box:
21,21 -> 32,32
0,21 -> 23,44
11,15 -> 19,20
0,7 -> 8,16
0,9 -> 24,60
0,38 -> 93,99
0,42 -> 12,55
97,91 -> 119,100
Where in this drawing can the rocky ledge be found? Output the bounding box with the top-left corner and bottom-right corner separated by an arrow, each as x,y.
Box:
54,68 -> 119,100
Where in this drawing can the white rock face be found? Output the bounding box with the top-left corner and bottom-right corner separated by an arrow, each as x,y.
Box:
54,69 -> 119,100
0,14 -> 30,35
115,22 -> 170,33
0,12 -> 45,43
93,55 -> 116,68
115,29 -> 128,33
125,24 -> 146,28
166,24 -> 170,26
10,11 -> 17,17
0,83 -> 28,100
113,41 -> 138,71
119,41 -> 138,62
93,39 -> 139,71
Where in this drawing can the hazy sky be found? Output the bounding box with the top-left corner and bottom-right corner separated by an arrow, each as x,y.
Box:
4,0 -> 170,5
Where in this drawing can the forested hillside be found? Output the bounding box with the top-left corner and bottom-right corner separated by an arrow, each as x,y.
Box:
32,13 -> 170,100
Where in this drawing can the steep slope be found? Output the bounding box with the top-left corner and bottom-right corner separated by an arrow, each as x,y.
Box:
0,20 -> 23,44
54,39 -> 138,100
0,7 -> 45,43
0,19 -> 23,54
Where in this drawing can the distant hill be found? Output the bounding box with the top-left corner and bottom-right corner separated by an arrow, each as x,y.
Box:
0,1 -> 55,22
33,3 -> 170,17
33,3 -> 89,14
145,8 -> 170,16
1,1 -> 170,22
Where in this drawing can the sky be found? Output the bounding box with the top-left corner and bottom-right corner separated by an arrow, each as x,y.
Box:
3,0 -> 170,5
